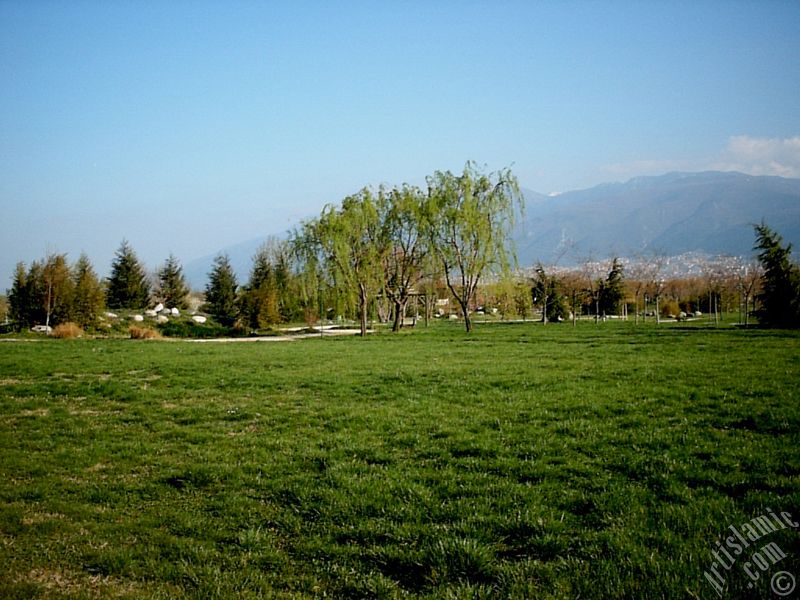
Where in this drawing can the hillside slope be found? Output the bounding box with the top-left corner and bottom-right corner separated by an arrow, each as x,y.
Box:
515,171 -> 800,266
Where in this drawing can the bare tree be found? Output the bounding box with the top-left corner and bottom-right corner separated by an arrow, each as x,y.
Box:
736,259 -> 762,326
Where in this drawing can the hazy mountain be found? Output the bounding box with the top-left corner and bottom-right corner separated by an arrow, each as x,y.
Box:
184,171 -> 800,288
184,234 -> 284,290
515,171 -> 800,266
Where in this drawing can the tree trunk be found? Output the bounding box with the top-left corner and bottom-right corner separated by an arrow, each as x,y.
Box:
572,291 -> 577,326
358,285 -> 368,337
744,293 -> 749,326
457,297 -> 472,332
542,295 -> 548,325
713,293 -> 719,325
463,307 -> 472,332
392,298 -> 407,332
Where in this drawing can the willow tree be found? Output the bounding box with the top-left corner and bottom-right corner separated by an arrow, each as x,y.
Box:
296,189 -> 388,337
384,184 -> 428,331
425,163 -> 523,332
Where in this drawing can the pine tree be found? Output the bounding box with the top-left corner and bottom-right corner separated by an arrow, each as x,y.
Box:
72,253 -> 105,329
531,266 -> 566,323
754,223 -> 800,328
157,254 -> 190,309
240,244 -> 281,330
599,258 -> 625,316
8,262 -> 29,330
21,260 -> 49,327
106,240 -> 151,309
204,254 -> 239,327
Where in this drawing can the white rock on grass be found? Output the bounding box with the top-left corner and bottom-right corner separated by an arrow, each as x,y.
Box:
132,314 -> 144,322
105,312 -> 118,319
157,315 -> 169,324
170,307 -> 180,316
145,309 -> 158,317
154,303 -> 164,312
192,315 -> 207,324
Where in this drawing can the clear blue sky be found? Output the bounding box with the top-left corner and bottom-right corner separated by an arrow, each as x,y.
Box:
2,1 -> 799,287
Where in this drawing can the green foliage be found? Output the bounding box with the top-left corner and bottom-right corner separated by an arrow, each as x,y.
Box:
239,242 -> 282,330
598,257 -> 626,316
8,261 -> 33,329
106,240 -> 151,309
754,222 -> 800,327
513,280 -> 533,319
659,297 -> 680,318
296,189 -> 388,336
204,253 -> 238,327
291,163 -> 522,335
6,254 -> 84,329
0,324 -> 797,597
71,253 -> 104,329
156,254 -> 190,309
41,254 -> 74,326
384,185 -> 428,331
531,265 -> 567,322
157,318 -> 235,338
425,162 -> 523,331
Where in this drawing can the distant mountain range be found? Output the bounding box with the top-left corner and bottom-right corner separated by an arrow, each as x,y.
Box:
184,171 -> 800,287
515,171 -> 800,267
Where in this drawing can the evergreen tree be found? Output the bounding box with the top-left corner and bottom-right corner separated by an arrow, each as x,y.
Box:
7,259 -> 68,328
754,223 -> 800,328
157,254 -> 190,309
599,258 -> 625,316
240,244 -> 280,330
106,240 -> 151,309
531,266 -> 567,323
72,253 -> 105,329
8,262 -> 30,330
204,254 -> 239,327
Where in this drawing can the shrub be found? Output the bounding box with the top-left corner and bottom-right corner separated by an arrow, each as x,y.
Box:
157,319 -> 234,339
129,326 -> 162,340
660,299 -> 680,318
52,322 -> 84,339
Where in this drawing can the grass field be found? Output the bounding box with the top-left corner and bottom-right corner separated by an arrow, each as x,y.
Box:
1,321 -> 798,598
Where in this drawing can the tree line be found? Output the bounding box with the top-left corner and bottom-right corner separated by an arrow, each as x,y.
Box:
6,241 -> 193,331
4,165 -> 800,333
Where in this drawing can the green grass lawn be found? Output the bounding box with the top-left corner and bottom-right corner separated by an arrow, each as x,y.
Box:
1,322 -> 798,598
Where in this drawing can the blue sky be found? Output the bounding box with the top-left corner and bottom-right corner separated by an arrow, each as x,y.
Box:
2,1 -> 799,286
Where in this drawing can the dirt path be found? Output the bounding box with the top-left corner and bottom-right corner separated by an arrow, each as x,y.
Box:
0,329 -> 369,343
181,329 -> 367,343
